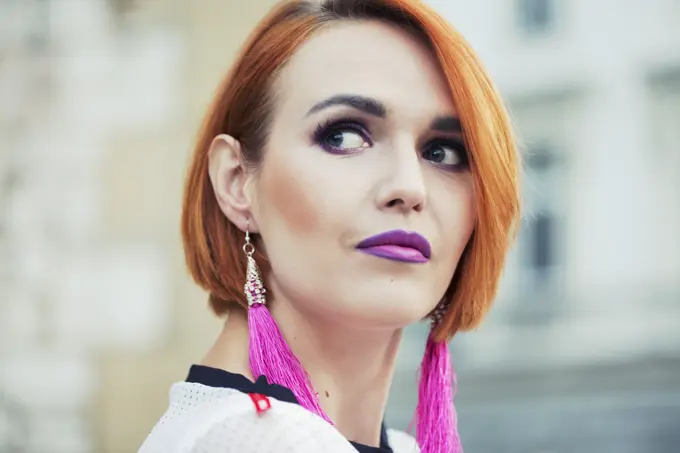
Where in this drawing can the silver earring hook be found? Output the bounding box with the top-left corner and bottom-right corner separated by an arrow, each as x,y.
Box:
243,219 -> 254,256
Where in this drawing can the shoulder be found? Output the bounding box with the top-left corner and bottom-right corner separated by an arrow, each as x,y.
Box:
387,428 -> 420,453
139,382 -> 357,453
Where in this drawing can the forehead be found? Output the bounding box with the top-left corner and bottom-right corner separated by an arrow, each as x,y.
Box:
275,20 -> 456,117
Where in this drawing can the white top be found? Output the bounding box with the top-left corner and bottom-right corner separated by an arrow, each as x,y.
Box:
139,382 -> 420,453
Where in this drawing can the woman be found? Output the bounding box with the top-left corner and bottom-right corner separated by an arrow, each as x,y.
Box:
140,0 -> 519,452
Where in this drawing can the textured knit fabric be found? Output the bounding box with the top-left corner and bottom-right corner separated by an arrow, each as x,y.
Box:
138,367 -> 419,453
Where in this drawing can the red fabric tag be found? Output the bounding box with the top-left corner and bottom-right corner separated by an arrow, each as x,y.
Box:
248,393 -> 271,415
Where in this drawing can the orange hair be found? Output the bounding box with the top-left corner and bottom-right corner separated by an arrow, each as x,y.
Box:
181,0 -> 520,342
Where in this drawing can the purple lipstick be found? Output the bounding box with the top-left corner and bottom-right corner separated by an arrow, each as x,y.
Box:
356,230 -> 431,264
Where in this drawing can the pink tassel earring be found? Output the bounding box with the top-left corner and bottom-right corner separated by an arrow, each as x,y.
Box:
415,302 -> 463,453
243,221 -> 332,424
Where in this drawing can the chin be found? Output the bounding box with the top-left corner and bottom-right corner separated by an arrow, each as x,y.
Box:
329,284 -> 438,330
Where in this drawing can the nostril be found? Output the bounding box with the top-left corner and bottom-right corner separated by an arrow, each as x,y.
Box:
386,199 -> 402,208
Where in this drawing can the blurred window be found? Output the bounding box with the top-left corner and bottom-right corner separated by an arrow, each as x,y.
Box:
647,69 -> 680,278
109,0 -> 137,16
28,0 -> 50,51
517,0 -> 555,35
519,143 -> 564,300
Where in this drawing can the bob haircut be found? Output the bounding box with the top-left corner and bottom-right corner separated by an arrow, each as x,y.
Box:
181,0 -> 520,342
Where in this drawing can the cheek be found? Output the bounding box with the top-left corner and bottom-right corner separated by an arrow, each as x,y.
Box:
257,161 -> 320,237
461,186 -> 478,235
438,179 -> 477,253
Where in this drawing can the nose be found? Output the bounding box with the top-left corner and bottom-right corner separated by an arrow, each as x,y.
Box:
376,143 -> 427,214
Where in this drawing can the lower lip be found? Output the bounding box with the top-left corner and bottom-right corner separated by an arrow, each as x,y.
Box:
358,245 -> 429,264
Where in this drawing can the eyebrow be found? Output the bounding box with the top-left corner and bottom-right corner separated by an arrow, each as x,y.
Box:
305,94 -> 387,118
305,94 -> 463,133
430,116 -> 462,133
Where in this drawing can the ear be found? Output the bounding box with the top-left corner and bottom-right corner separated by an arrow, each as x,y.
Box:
208,134 -> 260,233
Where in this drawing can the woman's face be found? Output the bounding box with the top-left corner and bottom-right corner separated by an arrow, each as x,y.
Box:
247,21 -> 476,329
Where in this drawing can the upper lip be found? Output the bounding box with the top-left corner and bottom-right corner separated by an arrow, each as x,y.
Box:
356,230 -> 432,259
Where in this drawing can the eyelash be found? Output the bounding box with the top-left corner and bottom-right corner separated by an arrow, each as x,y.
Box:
312,118 -> 372,155
312,117 -> 469,171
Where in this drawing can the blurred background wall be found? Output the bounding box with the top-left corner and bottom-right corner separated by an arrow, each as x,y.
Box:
0,0 -> 678,452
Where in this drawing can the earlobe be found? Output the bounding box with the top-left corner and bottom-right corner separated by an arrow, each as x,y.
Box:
207,134 -> 258,233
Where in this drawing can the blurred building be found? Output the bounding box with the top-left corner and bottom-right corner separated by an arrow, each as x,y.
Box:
0,0 -> 277,452
0,1 -> 678,453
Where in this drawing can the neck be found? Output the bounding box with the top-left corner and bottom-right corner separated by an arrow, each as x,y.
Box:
203,305 -> 402,447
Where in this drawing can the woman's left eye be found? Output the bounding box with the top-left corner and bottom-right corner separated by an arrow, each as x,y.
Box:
421,141 -> 468,169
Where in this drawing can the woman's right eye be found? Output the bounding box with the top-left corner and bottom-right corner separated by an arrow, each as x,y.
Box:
325,130 -> 368,149
314,121 -> 372,154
